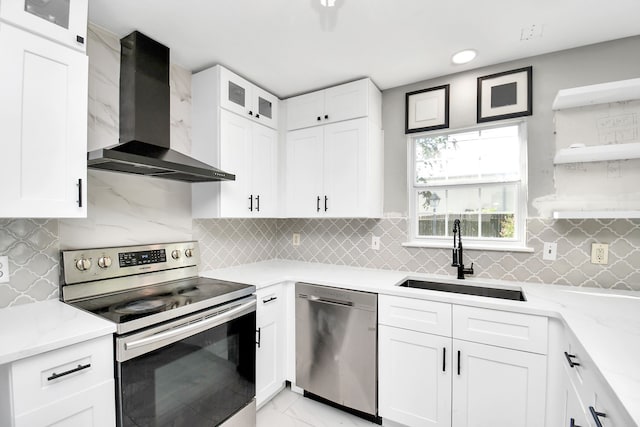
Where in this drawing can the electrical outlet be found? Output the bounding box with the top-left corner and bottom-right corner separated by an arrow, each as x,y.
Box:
0,256 -> 9,283
542,242 -> 557,261
371,235 -> 380,251
292,233 -> 300,247
591,243 -> 609,265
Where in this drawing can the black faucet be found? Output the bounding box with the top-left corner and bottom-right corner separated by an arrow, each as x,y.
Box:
451,219 -> 474,280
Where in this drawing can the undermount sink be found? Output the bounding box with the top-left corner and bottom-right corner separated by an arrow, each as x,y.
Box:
398,279 -> 526,301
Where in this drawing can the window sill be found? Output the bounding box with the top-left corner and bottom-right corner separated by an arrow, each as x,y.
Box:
402,241 -> 535,253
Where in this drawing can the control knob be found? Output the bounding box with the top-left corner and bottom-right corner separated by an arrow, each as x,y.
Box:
98,256 -> 112,269
75,258 -> 91,271
171,249 -> 181,260
184,248 -> 193,258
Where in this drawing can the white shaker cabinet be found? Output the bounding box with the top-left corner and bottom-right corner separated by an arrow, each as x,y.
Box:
0,0 -> 87,51
0,22 -> 87,218
286,118 -> 382,217
256,284 -> 286,408
286,78 -> 380,131
220,65 -> 279,129
192,66 -> 279,218
0,335 -> 115,427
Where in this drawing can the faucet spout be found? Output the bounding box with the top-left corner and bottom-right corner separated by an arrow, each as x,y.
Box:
451,219 -> 474,280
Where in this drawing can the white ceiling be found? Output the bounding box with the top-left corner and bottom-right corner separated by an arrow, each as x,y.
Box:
89,0 -> 640,98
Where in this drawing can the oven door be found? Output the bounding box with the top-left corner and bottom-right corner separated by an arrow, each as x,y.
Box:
115,296 -> 256,427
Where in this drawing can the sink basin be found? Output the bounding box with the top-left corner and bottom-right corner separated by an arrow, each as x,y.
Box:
398,280 -> 526,301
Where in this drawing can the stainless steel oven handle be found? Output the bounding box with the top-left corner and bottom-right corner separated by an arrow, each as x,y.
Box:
124,300 -> 256,352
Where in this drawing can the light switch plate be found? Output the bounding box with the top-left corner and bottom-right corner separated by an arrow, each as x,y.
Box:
542,243 -> 557,261
0,256 -> 9,283
371,235 -> 380,251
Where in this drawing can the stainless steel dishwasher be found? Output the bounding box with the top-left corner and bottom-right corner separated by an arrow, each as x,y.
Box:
295,282 -> 378,419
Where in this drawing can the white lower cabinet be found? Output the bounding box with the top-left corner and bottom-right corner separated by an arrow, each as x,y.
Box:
256,284 -> 286,407
562,373 -> 589,427
0,335 -> 115,427
379,325 -> 451,427
379,295 -> 548,427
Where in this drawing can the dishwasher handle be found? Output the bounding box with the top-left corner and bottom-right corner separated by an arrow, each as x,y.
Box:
306,294 -> 354,307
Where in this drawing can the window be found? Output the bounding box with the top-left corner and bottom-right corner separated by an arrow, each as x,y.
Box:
408,122 -> 528,250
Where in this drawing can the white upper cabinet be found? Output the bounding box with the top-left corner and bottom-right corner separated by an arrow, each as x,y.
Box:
220,65 -> 279,129
286,78 -> 380,131
0,22 -> 87,218
192,66 -> 279,218
286,118 -> 382,218
0,0 -> 87,51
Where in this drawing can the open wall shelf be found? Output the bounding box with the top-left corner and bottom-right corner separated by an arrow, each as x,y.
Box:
552,78 -> 640,110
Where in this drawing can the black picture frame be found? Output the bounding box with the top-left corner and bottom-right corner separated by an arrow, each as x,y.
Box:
477,66 -> 532,123
405,84 -> 450,134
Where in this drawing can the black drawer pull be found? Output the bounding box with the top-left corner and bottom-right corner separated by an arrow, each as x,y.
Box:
317,196 -> 321,212
564,351 -> 581,368
442,347 -> 446,372
77,178 -> 82,207
256,328 -> 261,348
317,116 -> 321,121
589,407 -> 606,427
569,418 -> 581,427
263,296 -> 278,304
324,195 -> 328,212
457,350 -> 461,375
255,195 -> 260,212
324,114 -> 329,120
248,195 -> 253,211
47,363 -> 91,381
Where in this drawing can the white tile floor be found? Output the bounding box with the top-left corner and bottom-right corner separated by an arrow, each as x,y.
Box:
257,387 -> 380,427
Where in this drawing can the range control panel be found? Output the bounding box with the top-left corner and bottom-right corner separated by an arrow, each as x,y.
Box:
61,241 -> 200,285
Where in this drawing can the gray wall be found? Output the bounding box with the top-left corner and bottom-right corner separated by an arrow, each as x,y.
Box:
381,36 -> 640,216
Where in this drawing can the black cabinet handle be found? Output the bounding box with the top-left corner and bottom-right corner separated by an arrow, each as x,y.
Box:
564,352 -> 581,368
76,35 -> 84,45
256,114 -> 260,119
255,195 -> 260,212
77,179 -> 82,207
589,407 -> 606,427
256,328 -> 261,348
317,196 -> 321,212
317,116 -> 321,121
248,195 -> 253,211
442,347 -> 446,372
324,114 -> 329,120
249,111 -> 253,116
47,363 -> 91,381
263,296 -> 278,304
324,195 -> 328,212
457,350 -> 461,375
569,418 -> 581,427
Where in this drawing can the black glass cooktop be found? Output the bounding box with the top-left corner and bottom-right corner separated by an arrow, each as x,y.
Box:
71,277 -> 254,333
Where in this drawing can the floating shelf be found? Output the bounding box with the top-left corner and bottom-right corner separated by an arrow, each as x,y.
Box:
554,142 -> 640,164
552,78 -> 640,110
553,210 -> 640,219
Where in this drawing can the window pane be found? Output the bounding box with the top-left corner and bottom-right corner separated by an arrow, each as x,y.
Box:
417,191 -> 445,236
446,187 -> 479,238
480,185 -> 517,238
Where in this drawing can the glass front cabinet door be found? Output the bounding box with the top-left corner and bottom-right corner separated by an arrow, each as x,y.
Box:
0,0 -> 88,51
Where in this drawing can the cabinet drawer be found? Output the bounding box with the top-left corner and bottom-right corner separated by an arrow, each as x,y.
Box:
256,284 -> 284,323
14,379 -> 115,427
11,335 -> 113,416
562,328 -> 597,404
379,295 -> 451,336
453,305 -> 548,354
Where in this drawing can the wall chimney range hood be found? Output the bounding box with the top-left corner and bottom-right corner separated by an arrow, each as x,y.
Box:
87,31 -> 234,183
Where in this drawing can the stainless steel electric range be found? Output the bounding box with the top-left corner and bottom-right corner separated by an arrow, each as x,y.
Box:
60,241 -> 257,427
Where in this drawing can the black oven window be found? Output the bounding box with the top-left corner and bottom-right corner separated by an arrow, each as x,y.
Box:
118,311 -> 255,427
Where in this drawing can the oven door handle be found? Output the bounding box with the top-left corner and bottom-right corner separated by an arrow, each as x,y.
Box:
123,299 -> 256,354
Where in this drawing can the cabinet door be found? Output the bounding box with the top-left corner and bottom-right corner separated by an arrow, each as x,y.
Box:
379,326 -> 452,427
563,376 -> 589,427
0,0 -> 87,51
256,285 -> 285,407
322,118 -> 368,217
324,79 -> 368,124
452,340 -> 547,427
253,85 -> 279,129
286,126 -> 324,217
0,23 -> 87,218
219,109 -> 252,217
286,90 -> 325,131
250,123 -> 278,217
220,66 -> 252,118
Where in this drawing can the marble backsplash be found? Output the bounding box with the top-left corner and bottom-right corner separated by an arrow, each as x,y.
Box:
1,217 -> 639,307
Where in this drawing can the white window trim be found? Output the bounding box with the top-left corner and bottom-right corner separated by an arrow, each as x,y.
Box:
405,120 -> 532,252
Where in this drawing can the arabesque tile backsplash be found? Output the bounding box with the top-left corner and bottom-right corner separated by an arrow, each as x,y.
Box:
1,218 -> 638,307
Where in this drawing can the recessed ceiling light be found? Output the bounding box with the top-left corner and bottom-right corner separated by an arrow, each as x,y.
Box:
452,49 -> 477,65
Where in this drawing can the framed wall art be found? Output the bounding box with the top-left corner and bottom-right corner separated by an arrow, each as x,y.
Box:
405,84 -> 450,133
477,66 -> 532,123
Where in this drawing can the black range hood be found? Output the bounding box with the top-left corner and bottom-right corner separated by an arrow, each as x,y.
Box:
87,31 -> 234,183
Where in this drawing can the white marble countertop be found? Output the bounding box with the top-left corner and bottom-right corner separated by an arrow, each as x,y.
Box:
202,259 -> 640,426
0,299 -> 116,365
